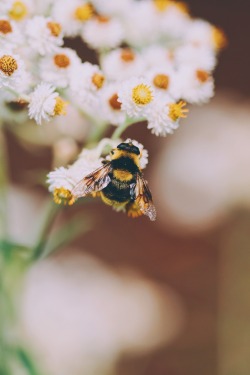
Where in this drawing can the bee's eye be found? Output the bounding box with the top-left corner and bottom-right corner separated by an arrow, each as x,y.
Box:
111,150 -> 114,155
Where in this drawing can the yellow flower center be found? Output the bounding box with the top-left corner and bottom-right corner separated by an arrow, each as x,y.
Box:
132,84 -> 153,105
153,0 -> 171,11
169,101 -> 188,121
54,97 -> 68,116
54,54 -> 70,68
47,21 -> 62,37
212,26 -> 227,50
120,48 -> 135,62
109,93 -> 121,110
0,20 -> 12,34
92,73 -> 105,89
153,74 -> 169,90
196,69 -> 210,83
74,3 -> 94,22
0,55 -> 18,76
53,188 -> 75,206
8,1 -> 27,21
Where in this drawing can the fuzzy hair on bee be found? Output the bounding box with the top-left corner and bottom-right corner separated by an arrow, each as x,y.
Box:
72,141 -> 156,221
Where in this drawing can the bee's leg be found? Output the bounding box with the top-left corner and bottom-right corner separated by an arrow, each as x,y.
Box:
102,160 -> 109,165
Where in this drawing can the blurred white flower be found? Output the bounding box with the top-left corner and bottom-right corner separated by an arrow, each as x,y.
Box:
51,0 -> 94,37
173,67 -> 214,104
175,44 -> 217,72
70,62 -> 105,111
19,251 -> 184,375
39,47 -> 81,88
0,17 -> 23,49
25,16 -> 63,55
101,47 -> 146,82
98,82 -> 126,126
82,15 -> 124,50
153,93 -> 250,233
123,1 -> 159,47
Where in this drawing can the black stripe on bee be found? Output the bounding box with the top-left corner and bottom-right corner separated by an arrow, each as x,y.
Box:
111,157 -> 139,173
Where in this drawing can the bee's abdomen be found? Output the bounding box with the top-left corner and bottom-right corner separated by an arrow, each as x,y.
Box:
102,179 -> 131,203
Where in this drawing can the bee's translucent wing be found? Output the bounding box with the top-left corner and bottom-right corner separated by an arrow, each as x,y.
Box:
134,173 -> 156,221
72,162 -> 112,198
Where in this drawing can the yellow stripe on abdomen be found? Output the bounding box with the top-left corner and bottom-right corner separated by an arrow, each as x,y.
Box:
113,169 -> 133,182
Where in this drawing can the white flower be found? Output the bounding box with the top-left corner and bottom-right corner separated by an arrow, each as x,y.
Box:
173,67 -> 215,104
51,0 -> 94,37
101,48 -> 146,82
155,2 -> 191,41
185,19 -> 225,51
47,141 -> 116,204
98,82 -> 126,126
175,44 -> 217,72
82,15 -> 124,50
28,82 -> 67,125
141,46 -> 174,70
39,47 -> 81,88
123,2 -> 159,47
69,62 -> 105,113
117,77 -> 155,119
145,66 -> 177,99
146,96 -> 188,137
0,17 -> 23,50
91,0 -> 133,17
124,138 -> 148,169
0,51 -> 26,90
25,16 -> 63,55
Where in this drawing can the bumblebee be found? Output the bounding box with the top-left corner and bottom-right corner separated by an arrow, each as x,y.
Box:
72,141 -> 156,221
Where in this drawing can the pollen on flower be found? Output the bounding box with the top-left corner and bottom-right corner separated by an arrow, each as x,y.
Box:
196,69 -> 210,83
109,93 -> 122,110
212,26 -> 227,50
53,187 -> 75,205
53,97 -> 68,116
132,84 -> 154,105
74,3 -> 94,22
54,54 -> 71,68
92,73 -> 105,89
0,55 -> 18,76
96,15 -> 110,23
8,1 -> 27,21
120,49 -> 135,62
153,74 -> 169,90
0,20 -> 12,34
47,21 -> 62,37
169,101 -> 188,121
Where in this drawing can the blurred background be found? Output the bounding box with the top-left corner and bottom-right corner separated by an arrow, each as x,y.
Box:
4,1 -> 250,375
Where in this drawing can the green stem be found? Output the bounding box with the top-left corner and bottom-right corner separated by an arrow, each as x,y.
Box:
111,117 -> 144,140
32,200 -> 60,260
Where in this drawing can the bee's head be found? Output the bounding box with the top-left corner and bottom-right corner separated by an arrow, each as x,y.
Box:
116,142 -> 140,155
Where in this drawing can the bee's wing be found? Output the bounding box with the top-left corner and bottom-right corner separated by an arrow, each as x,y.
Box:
134,173 -> 156,221
72,162 -> 112,198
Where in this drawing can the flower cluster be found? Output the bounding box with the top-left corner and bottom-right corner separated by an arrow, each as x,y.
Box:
0,0 -> 225,213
